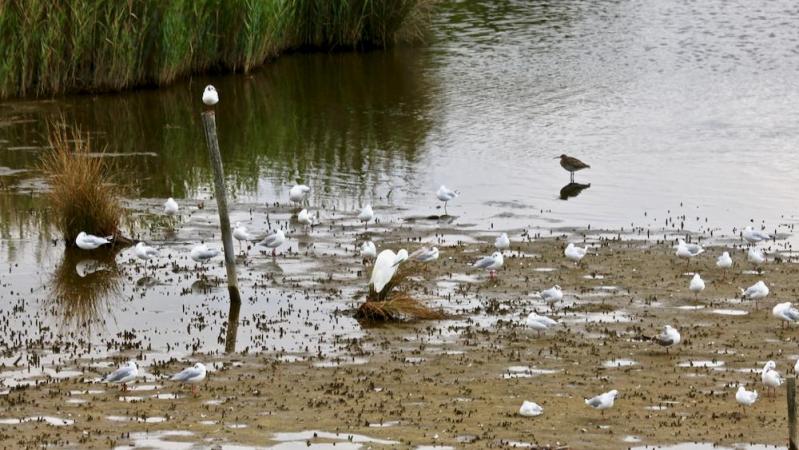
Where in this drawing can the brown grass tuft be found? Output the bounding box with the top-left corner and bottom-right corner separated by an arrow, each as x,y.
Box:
357,292 -> 446,322
39,121 -> 124,245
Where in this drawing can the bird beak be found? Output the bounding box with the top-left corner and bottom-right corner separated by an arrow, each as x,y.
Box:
553,156 -> 560,159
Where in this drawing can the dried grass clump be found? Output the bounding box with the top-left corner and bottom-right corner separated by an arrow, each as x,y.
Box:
359,263 -> 445,322
39,122 -> 124,245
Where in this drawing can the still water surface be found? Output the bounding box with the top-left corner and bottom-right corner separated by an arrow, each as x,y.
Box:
0,1 -> 798,358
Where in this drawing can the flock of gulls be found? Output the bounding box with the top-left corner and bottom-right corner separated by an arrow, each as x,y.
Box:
72,86 -> 791,418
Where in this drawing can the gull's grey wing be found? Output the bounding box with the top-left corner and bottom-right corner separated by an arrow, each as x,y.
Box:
473,256 -> 494,269
105,366 -> 134,382
586,396 -> 602,407
171,366 -> 202,382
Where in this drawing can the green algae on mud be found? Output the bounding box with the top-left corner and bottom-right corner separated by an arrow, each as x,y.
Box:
0,0 -> 433,99
2,236 -> 798,449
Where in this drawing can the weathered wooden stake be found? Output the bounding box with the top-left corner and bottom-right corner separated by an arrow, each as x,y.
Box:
201,110 -> 241,353
789,376 -> 797,450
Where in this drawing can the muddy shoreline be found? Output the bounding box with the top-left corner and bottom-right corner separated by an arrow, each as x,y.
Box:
1,232 -> 796,449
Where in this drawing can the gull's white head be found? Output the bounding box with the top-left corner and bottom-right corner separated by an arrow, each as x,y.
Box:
608,390 -> 619,397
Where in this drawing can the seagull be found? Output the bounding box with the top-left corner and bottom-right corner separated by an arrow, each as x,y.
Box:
289,184 -> 311,206
190,244 -> 220,264
171,362 -> 207,396
202,85 -> 219,106
772,302 -> 799,328
747,247 -> 766,266
358,205 -> 374,229
409,246 -> 439,263
257,229 -> 286,257
232,222 -> 256,254
556,154 -> 590,182
436,185 -> 458,215
585,389 -> 618,417
741,280 -> 769,306
689,273 -> 705,299
540,285 -> 563,303
716,252 -> 733,278
761,361 -> 782,398
743,226 -> 772,244
360,241 -> 377,262
134,242 -> 159,272
735,385 -> 758,414
525,312 -> 558,336
75,232 -> 112,250
473,251 -> 504,280
103,361 -> 138,391
518,401 -> 544,417
564,243 -> 587,264
495,233 -> 510,251
164,198 -> 179,216
653,325 -> 681,353
369,249 -> 407,298
676,239 -> 704,261
297,209 -> 312,227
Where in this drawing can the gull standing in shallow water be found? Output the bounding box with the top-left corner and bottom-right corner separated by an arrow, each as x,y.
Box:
289,184 -> 311,207
735,385 -> 758,414
653,325 -> 681,353
257,229 -> 286,257
409,246 -> 439,263
358,205 -> 374,229
540,285 -> 563,303
103,361 -> 138,391
676,239 -> 704,262
171,362 -> 207,396
585,390 -> 618,417
297,209 -> 312,228
761,361 -> 782,398
564,243 -> 587,264
742,226 -> 772,244
473,252 -> 504,280
436,185 -> 458,215
689,273 -> 705,299
164,198 -> 179,216
202,85 -> 219,106
525,312 -> 558,336
772,302 -> 799,328
134,242 -> 159,272
76,232 -> 112,250
190,244 -> 220,265
232,222 -> 256,254
360,241 -> 376,262
741,280 -> 769,307
495,233 -> 510,252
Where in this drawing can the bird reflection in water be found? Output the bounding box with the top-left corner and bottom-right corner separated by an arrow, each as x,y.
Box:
51,247 -> 123,329
559,182 -> 591,200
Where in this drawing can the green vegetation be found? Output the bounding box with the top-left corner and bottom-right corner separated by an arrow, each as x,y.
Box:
0,0 -> 432,98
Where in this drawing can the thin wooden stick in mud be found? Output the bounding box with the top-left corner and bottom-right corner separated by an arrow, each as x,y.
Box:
201,107 -> 242,353
789,376 -> 797,450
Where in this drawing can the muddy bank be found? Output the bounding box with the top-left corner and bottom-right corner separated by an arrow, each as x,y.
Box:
1,235 -> 796,449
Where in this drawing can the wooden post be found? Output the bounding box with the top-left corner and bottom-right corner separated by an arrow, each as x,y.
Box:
201,110 -> 242,353
789,376 -> 797,450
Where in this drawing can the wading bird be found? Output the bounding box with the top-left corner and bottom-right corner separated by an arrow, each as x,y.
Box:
76,232 -> 112,251
653,325 -> 681,353
761,361 -> 782,398
772,302 -> 799,328
257,229 -> 286,257
134,242 -> 159,272
358,205 -> 374,229
436,185 -> 458,215
232,222 -> 256,254
565,243 -> 588,264
585,389 -> 618,417
495,233 -> 510,251
689,273 -> 705,299
735,385 -> 758,414
525,312 -> 558,337
164,198 -> 179,216
289,184 -> 311,207
473,251 -> 504,280
171,362 -> 207,396
742,226 -> 771,245
556,154 -> 590,182
103,361 -> 138,391
540,285 -> 563,303
369,249 -> 408,298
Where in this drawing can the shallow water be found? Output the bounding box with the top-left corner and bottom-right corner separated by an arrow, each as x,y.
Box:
0,0 -> 798,415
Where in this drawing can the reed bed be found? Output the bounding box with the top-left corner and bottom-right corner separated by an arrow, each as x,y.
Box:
39,122 -> 124,244
0,0 -> 433,98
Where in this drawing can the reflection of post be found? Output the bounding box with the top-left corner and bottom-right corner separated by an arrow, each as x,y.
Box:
201,110 -> 242,353
789,376 -> 797,450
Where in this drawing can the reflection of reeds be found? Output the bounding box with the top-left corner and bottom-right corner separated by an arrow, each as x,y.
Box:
358,265 -> 445,321
50,248 -> 122,329
39,121 -> 123,245
0,0 -> 433,99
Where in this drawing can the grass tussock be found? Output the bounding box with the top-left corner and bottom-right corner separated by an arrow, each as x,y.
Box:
0,0 -> 434,99
39,122 -> 123,245
359,264 -> 445,322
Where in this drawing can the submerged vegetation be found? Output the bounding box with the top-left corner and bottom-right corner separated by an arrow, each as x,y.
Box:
0,0 -> 433,98
39,122 -> 124,245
